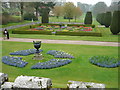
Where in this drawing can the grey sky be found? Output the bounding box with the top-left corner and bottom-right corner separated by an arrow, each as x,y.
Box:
66,0 -> 112,6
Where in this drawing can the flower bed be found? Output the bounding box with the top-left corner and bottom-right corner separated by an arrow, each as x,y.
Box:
33,25 -> 93,32
10,49 -> 43,56
89,56 -> 120,68
47,50 -> 74,58
2,56 -> 28,68
31,59 -> 72,69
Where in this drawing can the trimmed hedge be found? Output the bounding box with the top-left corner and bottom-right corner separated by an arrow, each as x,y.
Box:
12,30 -> 53,35
12,30 -> 102,37
56,31 -> 102,37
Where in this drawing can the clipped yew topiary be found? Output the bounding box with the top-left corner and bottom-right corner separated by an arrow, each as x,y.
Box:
96,13 -> 105,25
41,10 -> 49,23
84,12 -> 92,24
100,13 -> 106,25
110,11 -> 120,35
104,12 -> 112,28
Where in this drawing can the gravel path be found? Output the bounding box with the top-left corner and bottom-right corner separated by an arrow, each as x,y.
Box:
0,37 -> 119,47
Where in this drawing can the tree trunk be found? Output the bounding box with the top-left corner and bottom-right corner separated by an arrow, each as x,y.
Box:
35,8 -> 38,20
20,2 -> 24,21
69,19 -> 70,22
75,16 -> 76,22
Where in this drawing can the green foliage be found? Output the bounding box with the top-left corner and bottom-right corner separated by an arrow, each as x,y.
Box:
23,13 -> 38,21
12,30 -> 101,37
104,12 -> 112,28
63,2 -> 76,22
41,10 -> 49,23
12,30 -> 52,35
92,2 -> 107,16
56,31 -> 102,37
96,13 -> 105,25
84,12 -> 92,24
110,11 -> 120,35
1,12 -> 21,25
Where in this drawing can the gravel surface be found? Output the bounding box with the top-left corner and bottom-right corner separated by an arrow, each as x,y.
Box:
0,37 -> 119,47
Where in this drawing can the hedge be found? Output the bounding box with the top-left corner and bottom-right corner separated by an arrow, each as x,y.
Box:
56,31 -> 102,37
12,30 -> 52,35
12,30 -> 102,37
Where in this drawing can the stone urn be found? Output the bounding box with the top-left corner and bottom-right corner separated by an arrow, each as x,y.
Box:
33,41 -> 43,60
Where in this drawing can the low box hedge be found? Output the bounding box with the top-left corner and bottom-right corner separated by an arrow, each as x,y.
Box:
12,30 -> 52,35
12,30 -> 102,37
56,31 -> 102,37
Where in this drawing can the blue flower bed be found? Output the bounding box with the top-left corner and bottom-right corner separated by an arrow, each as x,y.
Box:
47,50 -> 74,58
2,56 -> 28,68
89,56 -> 120,68
31,59 -> 72,69
10,49 -> 43,56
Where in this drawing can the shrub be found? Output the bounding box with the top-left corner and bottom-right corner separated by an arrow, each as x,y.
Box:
110,11 -> 120,35
8,16 -> 21,23
56,31 -> 102,37
96,13 -> 105,25
12,30 -> 53,35
23,13 -> 38,21
2,16 -> 8,25
41,10 -> 49,23
104,12 -> 112,28
84,12 -> 92,24
101,13 -> 106,25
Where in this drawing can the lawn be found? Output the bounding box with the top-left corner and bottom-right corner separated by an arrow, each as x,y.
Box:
2,41 -> 118,88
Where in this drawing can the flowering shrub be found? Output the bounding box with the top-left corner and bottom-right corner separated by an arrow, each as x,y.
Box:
47,50 -> 74,58
31,59 -> 72,69
2,56 -> 28,68
10,49 -> 43,56
89,56 -> 120,68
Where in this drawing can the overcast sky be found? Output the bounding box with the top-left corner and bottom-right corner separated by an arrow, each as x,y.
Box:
66,0 -> 112,6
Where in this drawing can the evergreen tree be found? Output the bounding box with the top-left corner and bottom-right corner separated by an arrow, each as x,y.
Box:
84,12 -> 92,24
110,11 -> 120,35
104,12 -> 112,28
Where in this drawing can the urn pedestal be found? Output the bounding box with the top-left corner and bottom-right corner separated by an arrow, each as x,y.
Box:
33,53 -> 43,60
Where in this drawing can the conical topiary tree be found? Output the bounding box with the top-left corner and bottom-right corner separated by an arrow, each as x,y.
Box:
41,9 -> 49,23
104,12 -> 112,28
100,13 -> 106,25
84,12 -> 92,24
110,11 -> 120,35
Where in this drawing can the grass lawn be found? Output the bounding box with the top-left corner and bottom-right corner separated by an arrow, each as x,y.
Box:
10,27 -> 119,42
2,41 -> 118,88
